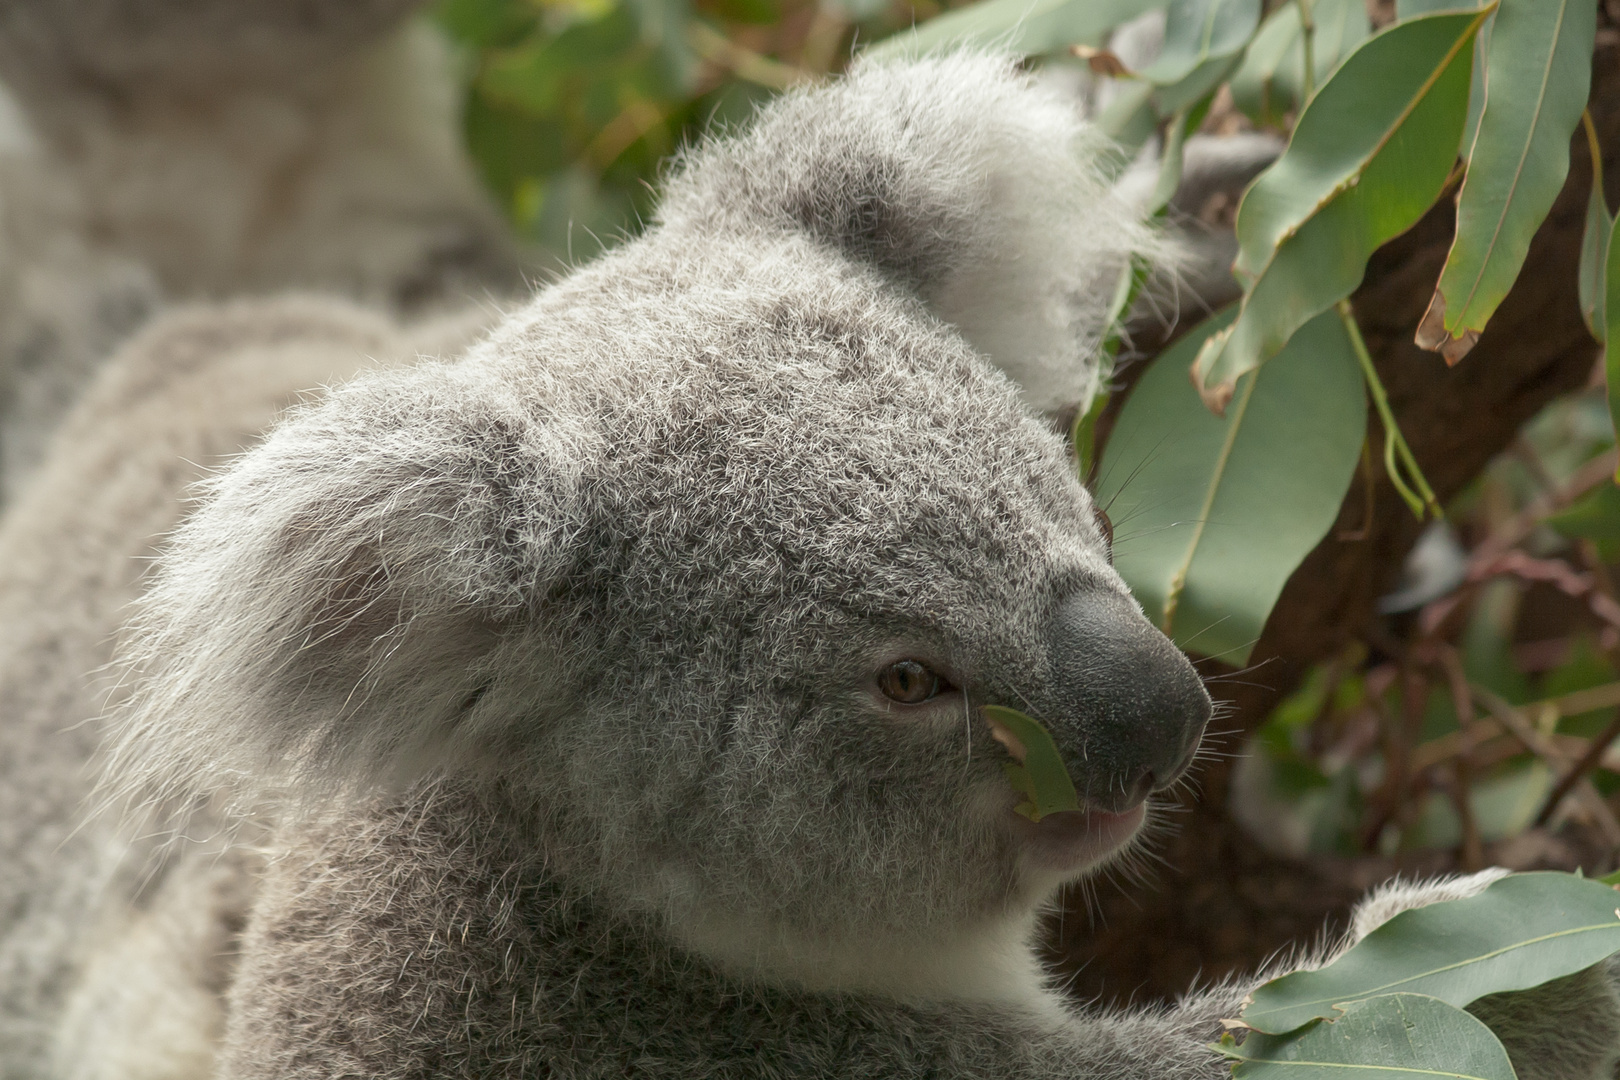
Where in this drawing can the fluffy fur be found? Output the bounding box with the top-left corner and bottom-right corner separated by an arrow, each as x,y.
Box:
2,45 -> 1617,1080
0,296 -> 493,1078
658,59 -> 1150,416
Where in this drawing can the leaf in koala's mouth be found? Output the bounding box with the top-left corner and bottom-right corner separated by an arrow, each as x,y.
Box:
980,705 -> 1081,822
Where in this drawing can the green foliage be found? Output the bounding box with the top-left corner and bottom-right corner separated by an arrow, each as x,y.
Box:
1191,10 -> 1487,408
1220,994 -> 1517,1080
1578,115 -> 1611,340
1607,206 -> 1620,474
1096,307 -> 1365,665
981,705 -> 1083,821
1228,0 -> 1369,125
1422,0 -> 1598,360
861,0 -> 1165,61
1140,0 -> 1258,86
434,0 -> 880,263
1242,872 -> 1620,1034
1222,874 -> 1620,1076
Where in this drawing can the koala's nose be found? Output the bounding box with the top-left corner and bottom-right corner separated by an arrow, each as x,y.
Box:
1043,590 -> 1211,813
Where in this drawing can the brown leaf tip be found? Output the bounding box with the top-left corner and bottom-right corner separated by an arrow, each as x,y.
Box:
1415,291 -> 1480,364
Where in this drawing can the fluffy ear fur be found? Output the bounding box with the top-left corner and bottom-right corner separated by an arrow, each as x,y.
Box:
658,53 -> 1154,416
106,356 -> 594,816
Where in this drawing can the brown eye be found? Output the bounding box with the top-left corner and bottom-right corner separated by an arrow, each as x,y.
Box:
878,660 -> 943,704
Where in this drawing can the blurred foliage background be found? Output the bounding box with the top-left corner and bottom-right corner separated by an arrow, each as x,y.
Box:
430,0 -> 888,263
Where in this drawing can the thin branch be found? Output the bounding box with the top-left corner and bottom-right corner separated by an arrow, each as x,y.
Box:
1436,646 -> 1483,869
1469,449 -> 1617,566
1471,684 -> 1620,846
1536,708 -> 1620,827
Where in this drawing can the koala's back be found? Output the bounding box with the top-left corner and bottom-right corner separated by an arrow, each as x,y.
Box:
0,297 -> 487,1078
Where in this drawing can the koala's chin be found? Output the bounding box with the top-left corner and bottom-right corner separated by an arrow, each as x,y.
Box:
1006,801 -> 1147,881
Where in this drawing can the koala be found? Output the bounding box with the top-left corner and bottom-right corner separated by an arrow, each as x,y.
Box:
1,50 -> 1618,1080
0,0 -> 523,496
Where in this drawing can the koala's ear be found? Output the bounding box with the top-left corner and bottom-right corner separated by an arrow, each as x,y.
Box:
107,361 -> 593,815
658,53 -> 1157,417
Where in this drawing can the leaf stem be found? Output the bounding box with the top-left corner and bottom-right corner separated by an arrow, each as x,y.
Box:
1336,300 -> 1440,520
1297,0 -> 1316,103
1583,108 -> 1606,217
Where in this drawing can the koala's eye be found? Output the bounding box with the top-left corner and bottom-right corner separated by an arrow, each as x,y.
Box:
878,660 -> 944,704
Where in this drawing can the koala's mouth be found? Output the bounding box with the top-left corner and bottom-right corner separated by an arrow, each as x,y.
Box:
1005,801 -> 1146,875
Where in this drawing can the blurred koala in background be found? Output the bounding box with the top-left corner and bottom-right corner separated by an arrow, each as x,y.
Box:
0,0 -> 526,495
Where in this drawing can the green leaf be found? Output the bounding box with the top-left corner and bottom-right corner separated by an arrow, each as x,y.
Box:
1240,872 -> 1620,1035
1140,0 -> 1261,86
1152,51 -> 1243,116
1095,306 -> 1365,665
1228,4 -> 1302,123
860,0 -> 1167,61
1191,9 -> 1488,407
1225,994 -> 1516,1080
1397,0 -> 1485,15
980,706 -> 1081,822
1547,471 -> 1620,557
1580,128 -> 1612,341
1228,0 -> 1370,122
1419,0 -> 1598,362
1606,208 -> 1620,463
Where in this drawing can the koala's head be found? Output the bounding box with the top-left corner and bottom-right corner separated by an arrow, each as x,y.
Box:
111,55 -> 1208,948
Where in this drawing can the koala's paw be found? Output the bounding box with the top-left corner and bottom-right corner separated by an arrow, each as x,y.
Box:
1345,871 -> 1620,1080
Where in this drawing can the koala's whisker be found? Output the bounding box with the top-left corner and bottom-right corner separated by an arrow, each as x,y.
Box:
1091,432 -> 1171,513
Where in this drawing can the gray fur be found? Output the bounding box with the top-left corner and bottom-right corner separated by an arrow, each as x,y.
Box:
0,0 -> 524,497
1,46 -> 1617,1080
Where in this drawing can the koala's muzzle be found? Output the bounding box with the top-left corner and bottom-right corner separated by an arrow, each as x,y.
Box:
1043,591 -> 1210,813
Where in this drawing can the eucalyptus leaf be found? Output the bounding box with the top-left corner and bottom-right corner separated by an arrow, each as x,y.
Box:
1227,4 -> 1302,124
1152,51 -> 1243,116
980,706 -> 1081,821
1095,307 -> 1365,665
1240,872 -> 1620,1035
1228,0 -> 1369,122
860,0 -> 1166,60
1222,994 -> 1516,1080
1396,0 -> 1486,15
1420,0 -> 1598,362
1606,207 -> 1620,471
1579,152 -> 1612,342
1139,0 -> 1260,86
1191,9 -> 1487,407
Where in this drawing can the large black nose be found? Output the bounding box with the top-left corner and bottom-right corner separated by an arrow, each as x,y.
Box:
1043,590 -> 1211,813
